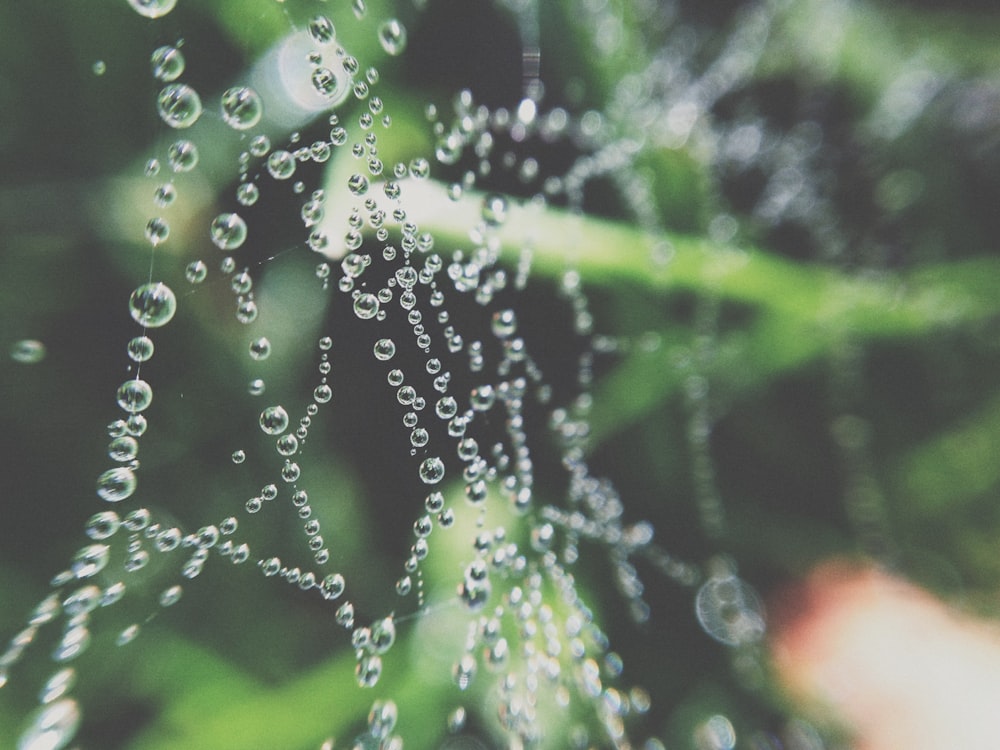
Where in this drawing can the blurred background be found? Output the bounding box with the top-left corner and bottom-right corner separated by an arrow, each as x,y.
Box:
2,0 -> 1000,748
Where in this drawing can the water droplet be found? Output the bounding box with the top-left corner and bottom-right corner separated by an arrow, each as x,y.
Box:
157,83 -> 202,129
210,213 -> 248,251
150,45 -> 184,81
10,339 -> 45,364
96,467 -> 137,502
482,193 -> 508,226
419,457 -> 445,485
71,544 -> 110,579
185,260 -> 208,284
144,217 -> 169,246
368,699 -> 398,739
312,67 -> 345,99
695,575 -> 766,646
266,150 -> 296,180
236,182 -> 259,206
167,139 -> 199,172
153,182 -> 176,207
127,336 -> 154,363
370,616 -> 396,654
373,338 -> 395,361
85,511 -> 120,540
347,173 -> 369,196
353,294 -> 380,320
249,337 -> 271,360
116,379 -> 153,413
221,86 -> 263,131
17,698 -> 80,750
355,654 -> 382,687
259,405 -> 289,435
308,15 -> 336,44
127,0 -> 177,18
159,584 -> 183,607
377,19 -> 407,56
129,283 -> 172,330
39,668 -> 76,705
351,0 -> 367,19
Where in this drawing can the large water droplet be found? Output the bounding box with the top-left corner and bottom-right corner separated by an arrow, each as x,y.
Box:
167,139 -> 199,172
127,0 -> 177,18
17,698 -> 80,750
96,467 -> 137,502
373,338 -> 395,361
10,340 -> 46,364
695,575 -> 766,647
308,15 -> 336,44
157,83 -> 202,129
150,45 -> 184,81
221,86 -> 263,131
116,379 -> 153,413
377,19 -> 407,56
70,544 -> 110,579
353,294 -> 380,320
259,405 -> 290,435
419,457 -> 445,485
210,213 -> 248,251
129,282 -> 177,328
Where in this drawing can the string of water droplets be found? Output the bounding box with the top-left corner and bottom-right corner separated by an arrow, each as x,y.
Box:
0,2 -> 721,749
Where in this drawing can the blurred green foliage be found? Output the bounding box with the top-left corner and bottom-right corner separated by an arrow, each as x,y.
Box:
2,0 -> 1000,748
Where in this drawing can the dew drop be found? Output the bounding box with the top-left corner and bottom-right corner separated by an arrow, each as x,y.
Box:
10,339 -> 45,364
127,336 -> 154,363
144,217 -> 169,246
221,86 -> 263,131
116,379 -> 153,413
308,15 -> 336,44
356,654 -> 382,687
377,19 -> 407,56
157,83 -> 202,129
129,282 -> 176,329
266,150 -> 296,180
419,457 -> 445,485
96,467 -> 137,502
185,260 -> 208,284
167,139 -> 199,172
127,0 -> 177,18
17,698 -> 80,750
85,511 -> 120,540
373,338 -> 395,361
210,213 -> 248,251
353,293 -> 380,320
70,544 -> 110,579
150,45 -> 184,81
259,405 -> 290,435
249,337 -> 271,360
694,575 -> 766,647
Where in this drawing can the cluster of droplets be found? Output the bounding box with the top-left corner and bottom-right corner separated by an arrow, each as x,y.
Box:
0,1 -> 782,748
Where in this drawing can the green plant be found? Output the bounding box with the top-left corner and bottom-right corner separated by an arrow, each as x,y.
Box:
2,1 -> 1000,748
